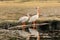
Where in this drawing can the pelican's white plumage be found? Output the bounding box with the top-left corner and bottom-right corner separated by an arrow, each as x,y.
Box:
28,15 -> 39,22
18,13 -> 30,23
18,16 -> 29,23
17,14 -> 30,31
28,7 -> 40,22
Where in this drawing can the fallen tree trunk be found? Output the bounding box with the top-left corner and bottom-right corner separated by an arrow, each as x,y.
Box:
8,23 -> 49,30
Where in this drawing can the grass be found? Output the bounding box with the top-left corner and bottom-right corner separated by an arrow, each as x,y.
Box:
0,1 -> 60,22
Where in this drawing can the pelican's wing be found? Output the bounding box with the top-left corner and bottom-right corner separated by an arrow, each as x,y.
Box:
18,16 -> 29,22
29,15 -> 38,22
29,28 -> 39,36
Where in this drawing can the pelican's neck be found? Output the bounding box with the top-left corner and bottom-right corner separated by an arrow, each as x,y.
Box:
37,8 -> 40,16
37,12 -> 39,16
27,14 -> 30,18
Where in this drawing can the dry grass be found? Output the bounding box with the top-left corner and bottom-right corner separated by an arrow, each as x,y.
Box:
0,1 -> 60,7
0,1 -> 60,22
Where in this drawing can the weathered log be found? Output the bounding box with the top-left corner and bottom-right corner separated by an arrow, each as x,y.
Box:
8,23 -> 49,30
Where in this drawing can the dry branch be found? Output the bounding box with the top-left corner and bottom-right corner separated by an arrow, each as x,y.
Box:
8,23 -> 49,30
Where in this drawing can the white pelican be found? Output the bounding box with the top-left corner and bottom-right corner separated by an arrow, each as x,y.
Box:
28,7 -> 40,29
28,7 -> 40,40
18,14 -> 30,30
